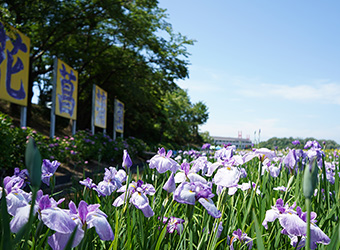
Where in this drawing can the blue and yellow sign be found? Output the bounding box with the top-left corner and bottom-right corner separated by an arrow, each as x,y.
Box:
94,85 -> 107,128
0,22 -> 30,106
115,99 -> 124,133
55,58 -> 78,120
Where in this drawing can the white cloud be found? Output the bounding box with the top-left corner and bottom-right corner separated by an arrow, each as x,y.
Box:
236,80 -> 340,105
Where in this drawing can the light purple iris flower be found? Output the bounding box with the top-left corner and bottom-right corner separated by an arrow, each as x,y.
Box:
173,181 -> 221,218
149,148 -> 180,173
262,199 -> 330,249
163,172 -> 176,193
229,229 -> 253,250
41,159 -> 60,186
273,186 -> 287,192
4,175 -> 25,195
5,178 -> 32,216
122,149 -> 133,170
324,162 -> 335,184
48,200 -> 114,250
191,156 -> 211,176
113,180 -> 155,217
283,149 -> 298,170
214,146 -> 234,161
159,216 -> 185,235
174,162 -> 207,184
94,167 -> 126,197
262,158 -> 281,178
304,140 -> 321,150
10,191 -> 74,237
253,148 -> 277,162
226,182 -> 261,196
79,177 -> 97,189
213,165 -> 241,188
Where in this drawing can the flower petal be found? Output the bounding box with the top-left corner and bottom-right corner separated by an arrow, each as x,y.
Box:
87,213 -> 114,241
41,207 -> 77,234
198,198 -> 221,218
173,182 -> 196,205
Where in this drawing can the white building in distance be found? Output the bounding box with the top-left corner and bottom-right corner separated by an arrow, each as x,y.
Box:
211,136 -> 252,149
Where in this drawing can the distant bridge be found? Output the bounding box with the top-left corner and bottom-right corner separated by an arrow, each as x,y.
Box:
211,136 -> 252,149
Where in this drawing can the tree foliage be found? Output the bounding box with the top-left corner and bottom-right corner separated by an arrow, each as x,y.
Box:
0,0 -> 209,146
260,137 -> 340,150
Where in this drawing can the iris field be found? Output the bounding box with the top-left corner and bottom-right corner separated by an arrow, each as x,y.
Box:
1,136 -> 340,249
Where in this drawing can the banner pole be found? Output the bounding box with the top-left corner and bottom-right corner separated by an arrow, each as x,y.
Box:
50,57 -> 57,138
113,98 -> 117,140
91,84 -> 95,135
20,106 -> 27,128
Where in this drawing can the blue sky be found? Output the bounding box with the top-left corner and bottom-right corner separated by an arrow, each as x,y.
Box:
158,0 -> 340,144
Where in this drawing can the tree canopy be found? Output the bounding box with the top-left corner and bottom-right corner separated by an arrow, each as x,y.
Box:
0,0 -> 209,146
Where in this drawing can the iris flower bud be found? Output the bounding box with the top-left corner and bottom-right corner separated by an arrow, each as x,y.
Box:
303,159 -> 319,199
25,137 -> 42,189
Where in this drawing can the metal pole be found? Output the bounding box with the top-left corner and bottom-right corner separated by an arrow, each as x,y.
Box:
91,84 -> 95,135
20,106 -> 27,128
50,57 -> 57,138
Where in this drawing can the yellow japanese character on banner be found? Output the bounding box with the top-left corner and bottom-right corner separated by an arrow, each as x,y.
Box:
0,22 -> 30,106
55,58 -> 78,120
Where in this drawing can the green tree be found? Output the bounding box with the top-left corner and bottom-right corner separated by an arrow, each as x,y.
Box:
160,88 -> 209,145
0,0 -> 197,146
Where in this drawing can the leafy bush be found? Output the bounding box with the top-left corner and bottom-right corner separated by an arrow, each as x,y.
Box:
0,111 -> 147,173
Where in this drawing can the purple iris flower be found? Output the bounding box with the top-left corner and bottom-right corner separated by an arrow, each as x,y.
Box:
149,148 -> 180,173
48,200 -> 114,250
292,140 -> 300,145
94,167 -> 126,197
122,149 -> 133,170
201,143 -> 211,150
113,180 -> 155,217
13,168 -> 30,186
173,181 -> 221,218
262,199 -> 330,249
203,221 -> 223,238
41,159 -> 60,186
159,216 -> 185,235
229,229 -> 253,250
79,177 -> 97,189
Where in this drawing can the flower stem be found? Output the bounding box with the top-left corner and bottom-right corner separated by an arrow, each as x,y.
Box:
305,198 -> 311,250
